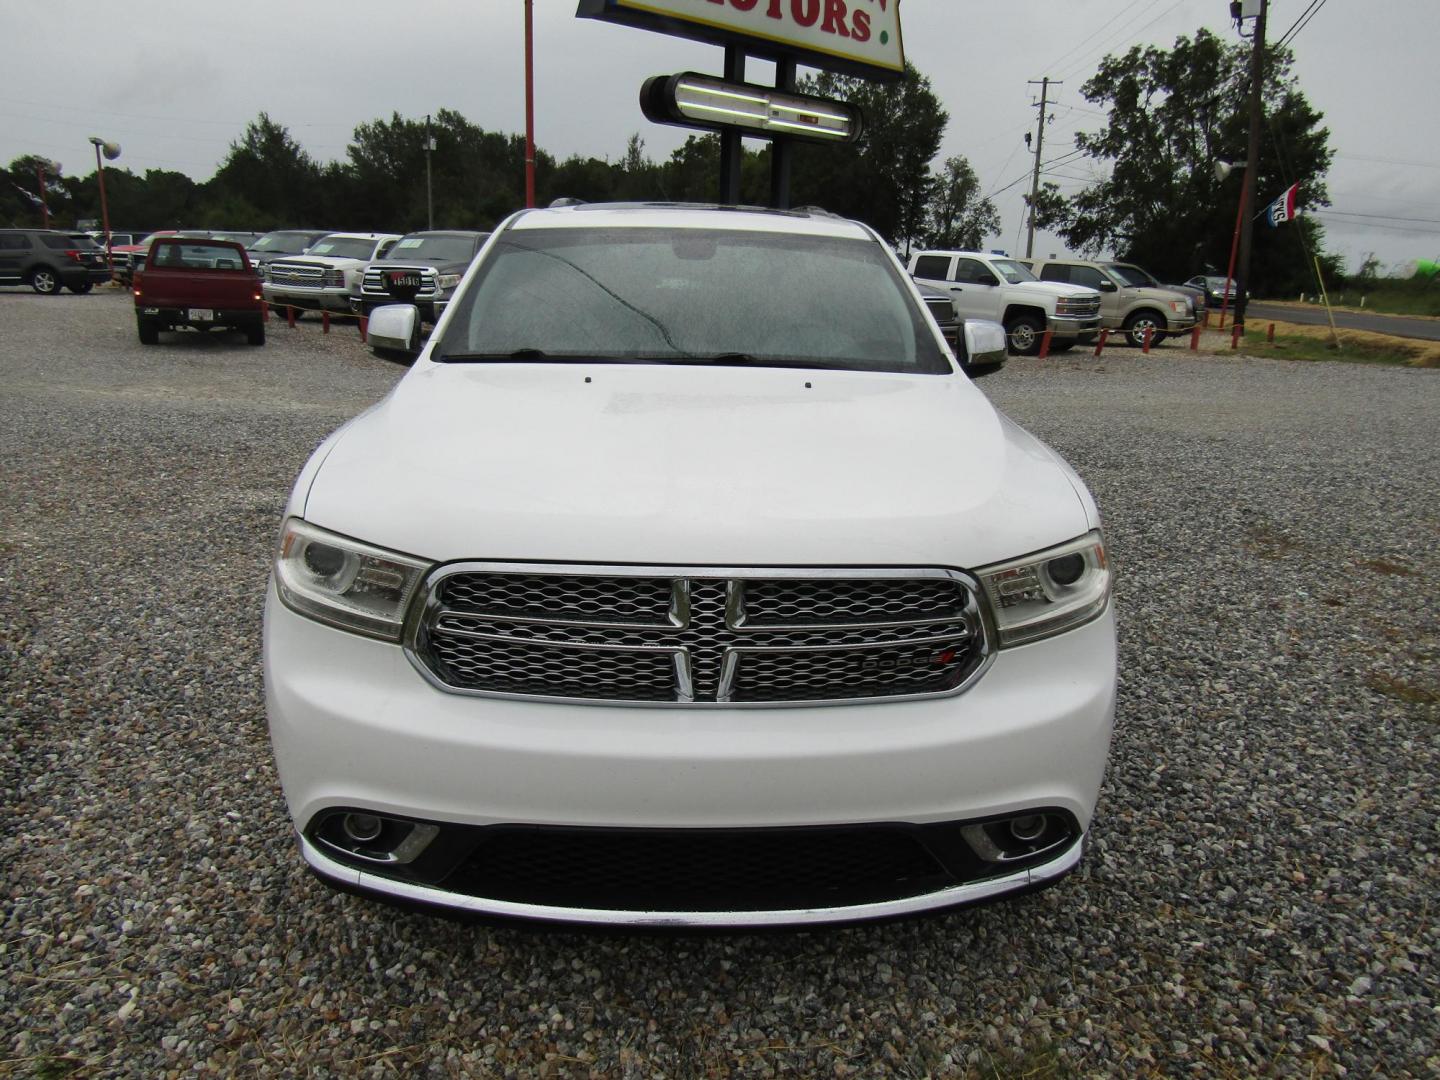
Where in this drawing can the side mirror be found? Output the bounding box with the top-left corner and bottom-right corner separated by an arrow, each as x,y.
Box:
367,303 -> 420,354
1097,280 -> 1118,293
962,319 -> 1007,376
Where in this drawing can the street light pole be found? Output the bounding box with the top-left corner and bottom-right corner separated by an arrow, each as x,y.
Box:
1232,0 -> 1267,332
88,136 -> 119,277
1215,160 -> 1246,329
524,0 -> 536,208
36,161 -> 54,229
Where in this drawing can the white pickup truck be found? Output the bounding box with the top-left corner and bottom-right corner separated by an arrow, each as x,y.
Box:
909,249 -> 1102,355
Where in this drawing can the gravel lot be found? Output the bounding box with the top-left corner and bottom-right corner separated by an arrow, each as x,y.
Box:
3,288 -> 1437,1078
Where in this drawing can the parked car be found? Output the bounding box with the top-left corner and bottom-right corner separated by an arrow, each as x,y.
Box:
110,231 -> 173,282
263,232 -> 402,315
265,202 -> 1116,927
246,230 -> 333,277
908,249 -> 1102,355
0,229 -> 110,294
916,283 -> 1007,377
1020,258 -> 1197,348
182,229 -> 265,247
353,230 -> 489,327
1186,275 -> 1243,309
132,237 -> 264,345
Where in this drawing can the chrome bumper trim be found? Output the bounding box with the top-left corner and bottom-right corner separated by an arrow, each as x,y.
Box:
299,832 -> 1084,927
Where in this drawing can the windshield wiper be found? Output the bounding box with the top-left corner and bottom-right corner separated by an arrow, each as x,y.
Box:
438,348 -> 550,362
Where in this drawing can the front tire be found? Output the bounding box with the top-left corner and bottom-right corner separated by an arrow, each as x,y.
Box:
1004,314 -> 1046,356
136,316 -> 159,345
1123,310 -> 1166,349
69,281 -> 94,294
29,268 -> 61,295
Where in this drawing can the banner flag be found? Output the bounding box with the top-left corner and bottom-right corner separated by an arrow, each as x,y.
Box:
1266,182 -> 1300,227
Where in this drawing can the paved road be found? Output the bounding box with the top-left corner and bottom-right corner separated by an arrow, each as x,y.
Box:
1247,301 -> 1440,341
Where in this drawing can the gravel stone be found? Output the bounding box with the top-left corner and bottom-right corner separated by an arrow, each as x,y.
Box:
2,289 -> 1437,1077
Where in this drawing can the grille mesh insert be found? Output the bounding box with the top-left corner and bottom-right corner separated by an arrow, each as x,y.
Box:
415,567 -> 987,705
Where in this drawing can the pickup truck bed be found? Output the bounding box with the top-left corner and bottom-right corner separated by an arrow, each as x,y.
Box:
133,239 -> 265,346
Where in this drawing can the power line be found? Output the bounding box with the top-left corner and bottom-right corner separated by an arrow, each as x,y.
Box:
1053,0 -> 1192,83
1277,0 -> 1329,49
1039,0 -> 1152,78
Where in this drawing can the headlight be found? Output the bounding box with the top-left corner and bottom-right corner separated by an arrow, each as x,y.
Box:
1170,300 -> 1187,314
274,518 -> 431,641
976,531 -> 1110,647
437,273 -> 462,290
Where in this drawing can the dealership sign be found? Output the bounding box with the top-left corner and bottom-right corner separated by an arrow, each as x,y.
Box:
577,0 -> 905,80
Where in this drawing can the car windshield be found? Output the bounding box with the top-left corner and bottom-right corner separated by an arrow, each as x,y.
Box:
150,242 -> 246,270
1108,263 -> 1159,288
436,226 -> 948,375
384,235 -> 477,262
306,237 -> 381,260
251,232 -> 316,252
1206,276 -> 1237,289
66,235 -> 102,250
991,259 -> 1037,283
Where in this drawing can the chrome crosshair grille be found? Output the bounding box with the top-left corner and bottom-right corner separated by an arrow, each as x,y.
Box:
407,564 -> 992,707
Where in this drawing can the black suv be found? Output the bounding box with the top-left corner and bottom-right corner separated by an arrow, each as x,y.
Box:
0,229 -> 110,294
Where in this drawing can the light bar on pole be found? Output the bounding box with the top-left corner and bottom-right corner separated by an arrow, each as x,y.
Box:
641,72 -> 862,145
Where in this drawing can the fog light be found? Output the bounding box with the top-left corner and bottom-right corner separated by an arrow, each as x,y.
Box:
342,813 -> 383,843
1009,815 -> 1046,842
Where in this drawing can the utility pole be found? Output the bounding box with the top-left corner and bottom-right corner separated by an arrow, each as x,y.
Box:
424,114 -> 435,231
524,0 -> 536,208
1233,0 -> 1267,332
1025,77 -> 1059,258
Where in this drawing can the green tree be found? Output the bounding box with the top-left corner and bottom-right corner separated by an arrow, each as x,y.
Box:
1042,28 -> 1333,295
924,156 -> 1000,250
208,113 -> 325,228
4,155 -> 68,227
791,63 -> 947,253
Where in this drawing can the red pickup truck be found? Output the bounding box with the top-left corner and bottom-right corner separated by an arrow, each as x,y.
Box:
132,238 -> 265,346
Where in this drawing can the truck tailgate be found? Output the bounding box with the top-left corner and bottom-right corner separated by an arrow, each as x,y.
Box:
136,267 -> 258,309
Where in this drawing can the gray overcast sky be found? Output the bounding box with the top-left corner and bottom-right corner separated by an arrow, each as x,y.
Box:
6,1 -> 1437,274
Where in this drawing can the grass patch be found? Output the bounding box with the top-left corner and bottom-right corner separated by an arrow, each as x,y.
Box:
1235,320 -> 1440,367
1329,280 -> 1440,318
1366,672 -> 1440,707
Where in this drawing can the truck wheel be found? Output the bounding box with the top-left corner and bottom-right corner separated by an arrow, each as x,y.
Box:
69,281 -> 95,295
136,316 -> 159,345
246,319 -> 266,346
1123,311 -> 1166,349
1004,314 -> 1046,356
29,268 -> 61,295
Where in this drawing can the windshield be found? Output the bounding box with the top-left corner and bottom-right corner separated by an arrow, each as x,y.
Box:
251,232 -> 316,252
384,235 -> 477,262
1108,263 -> 1159,288
991,259 -> 1037,284
436,226 -> 948,375
305,237 -> 381,260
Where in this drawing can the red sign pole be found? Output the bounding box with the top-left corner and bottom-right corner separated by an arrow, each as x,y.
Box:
93,142 -> 113,277
524,0 -> 536,208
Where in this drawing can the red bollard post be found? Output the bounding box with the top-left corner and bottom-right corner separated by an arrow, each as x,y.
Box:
358,316 -> 368,343
1231,323 -> 1242,350
1203,310 -> 1211,329
286,305 -> 296,328
1267,322 -> 1275,343
1142,326 -> 1154,354
1190,325 -> 1202,350
1093,329 -> 1108,358
1037,329 -> 1053,359
322,311 -> 330,334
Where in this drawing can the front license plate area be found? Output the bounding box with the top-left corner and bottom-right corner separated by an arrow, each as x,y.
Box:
388,272 -> 422,290
189,308 -> 215,321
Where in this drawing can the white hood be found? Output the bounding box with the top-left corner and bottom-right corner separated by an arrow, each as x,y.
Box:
301,362 -> 1090,569
1014,280 -> 1098,301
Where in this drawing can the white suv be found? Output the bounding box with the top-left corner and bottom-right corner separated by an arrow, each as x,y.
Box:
264,204 -> 1117,927
909,250 -> 1102,355
263,232 -> 402,314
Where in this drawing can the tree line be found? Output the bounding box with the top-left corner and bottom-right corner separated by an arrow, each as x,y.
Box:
5,33 -> 1337,296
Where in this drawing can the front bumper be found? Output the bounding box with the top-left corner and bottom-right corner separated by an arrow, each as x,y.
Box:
265,587 -> 1116,925
351,296 -> 449,323
1046,316 -> 1102,339
262,285 -> 357,313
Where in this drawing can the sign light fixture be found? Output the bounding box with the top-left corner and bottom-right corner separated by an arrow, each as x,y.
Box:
641,72 -> 862,144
